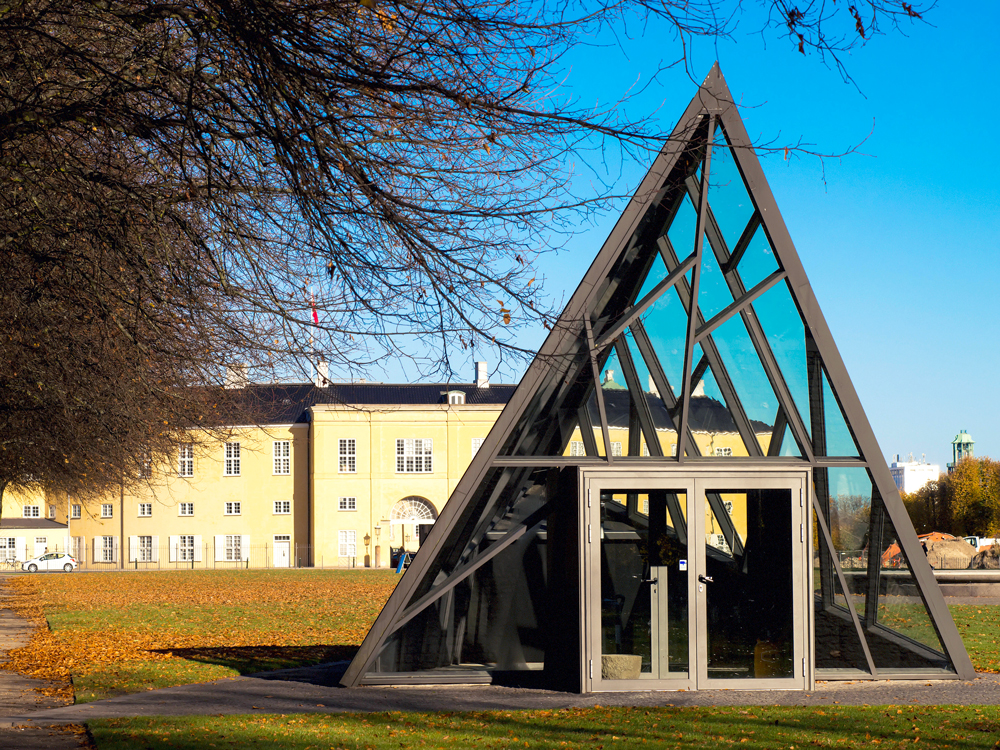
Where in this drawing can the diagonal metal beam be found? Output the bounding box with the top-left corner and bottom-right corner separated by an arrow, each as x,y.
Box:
577,404 -> 601,457
813,494 -> 878,677
585,317 -> 614,463
615,337 -> 665,457
676,116 -> 716,461
630,319 -> 696,459
656,235 -> 764,457
722,211 -> 761,275
686,173 -> 814,462
594,252 -> 699,351
694,269 -> 786,342
767,406 -> 788,457
391,501 -> 553,636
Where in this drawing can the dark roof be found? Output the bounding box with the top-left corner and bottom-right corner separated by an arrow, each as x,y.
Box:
593,390 -> 772,434
0,519 -> 68,531
222,382 -> 517,424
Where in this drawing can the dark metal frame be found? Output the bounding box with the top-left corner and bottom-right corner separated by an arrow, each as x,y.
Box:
340,65 -> 974,689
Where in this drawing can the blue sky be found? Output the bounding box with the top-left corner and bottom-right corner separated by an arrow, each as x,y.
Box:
526,3 -> 1000,471
381,4 -> 999,472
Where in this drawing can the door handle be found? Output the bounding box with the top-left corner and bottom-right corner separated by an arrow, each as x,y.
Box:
643,578 -> 658,584
698,574 -> 714,584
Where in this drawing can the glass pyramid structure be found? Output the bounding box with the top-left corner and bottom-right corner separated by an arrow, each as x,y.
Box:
341,65 -> 973,691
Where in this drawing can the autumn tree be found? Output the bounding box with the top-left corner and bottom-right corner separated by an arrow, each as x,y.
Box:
0,0 -> 932,507
948,457 -> 1000,537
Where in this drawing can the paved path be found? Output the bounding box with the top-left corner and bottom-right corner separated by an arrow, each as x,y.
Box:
0,581 -> 87,747
0,661 -> 998,727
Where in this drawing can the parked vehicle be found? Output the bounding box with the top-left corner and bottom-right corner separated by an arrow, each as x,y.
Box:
963,537 -> 1000,552
22,552 -> 78,573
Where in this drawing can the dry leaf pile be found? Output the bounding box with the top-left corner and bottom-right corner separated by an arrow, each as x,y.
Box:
2,570 -> 397,701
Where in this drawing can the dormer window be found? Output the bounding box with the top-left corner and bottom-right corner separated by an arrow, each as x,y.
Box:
445,390 -> 466,405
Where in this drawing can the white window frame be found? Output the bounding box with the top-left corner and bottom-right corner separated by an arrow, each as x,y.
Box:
1,538 -> 15,562
447,391 -> 465,405
102,536 -> 116,562
273,441 -> 290,475
138,503 -> 152,517
224,442 -> 241,476
338,497 -> 357,512
179,502 -> 194,516
611,441 -> 623,457
570,441 -> 585,457
138,535 -> 153,562
224,501 -> 241,516
71,504 -> 81,520
471,437 -> 484,457
22,505 -> 39,518
225,535 -> 242,561
714,446 -> 733,457
396,438 -> 433,473
48,505 -> 56,519
338,530 -> 357,557
339,439 -> 356,473
273,500 -> 290,515
179,535 -> 195,562
101,504 -> 113,519
178,444 -> 194,477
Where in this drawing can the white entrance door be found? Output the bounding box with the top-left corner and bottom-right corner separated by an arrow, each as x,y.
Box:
34,538 -> 47,558
274,537 -> 290,568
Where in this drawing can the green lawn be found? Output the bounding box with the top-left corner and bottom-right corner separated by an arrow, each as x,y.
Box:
88,705 -> 1000,749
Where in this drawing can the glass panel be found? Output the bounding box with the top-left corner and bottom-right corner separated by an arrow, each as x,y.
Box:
600,488 -> 688,679
704,488 -> 794,679
634,250 -> 671,305
597,345 -> 632,457
709,315 -> 784,454
697,231 -> 733,321
687,343 -> 749,457
814,467 -> 873,675
821,370 -> 862,457
733,224 -> 781,297
632,271 -> 690,411
869,497 -> 952,672
752,282 -> 811,442
705,128 -> 755,255
665,194 -> 699,261
563,389 -> 602,457
620,328 -> 677,457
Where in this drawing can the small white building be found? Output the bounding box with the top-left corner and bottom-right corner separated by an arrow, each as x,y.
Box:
0,519 -> 71,562
890,453 -> 940,493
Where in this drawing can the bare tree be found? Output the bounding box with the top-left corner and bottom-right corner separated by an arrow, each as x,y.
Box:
0,0 -> 931,505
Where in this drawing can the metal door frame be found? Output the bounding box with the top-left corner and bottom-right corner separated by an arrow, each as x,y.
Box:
582,466 -> 813,693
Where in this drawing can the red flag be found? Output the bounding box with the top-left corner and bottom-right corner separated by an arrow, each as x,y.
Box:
311,293 -> 319,325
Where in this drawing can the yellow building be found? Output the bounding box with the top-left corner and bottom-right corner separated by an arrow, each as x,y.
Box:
0,363 -> 770,570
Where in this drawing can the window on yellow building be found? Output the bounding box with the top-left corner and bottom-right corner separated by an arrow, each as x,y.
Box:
273,441 -> 290,475
714,446 -> 733,457
71,505 -> 81,519
138,536 -> 153,562
611,441 -> 623,456
338,497 -> 357,511
101,504 -> 113,519
179,535 -> 195,561
224,442 -> 241,476
179,502 -> 194,516
338,530 -> 356,557
178,444 -> 194,477
570,441 -> 585,456
138,503 -> 152,517
225,535 -> 242,561
471,437 -> 484,457
22,506 -> 39,518
339,439 -> 356,473
224,502 -> 241,515
396,438 -> 433,473
48,505 -> 56,518
273,500 -> 290,514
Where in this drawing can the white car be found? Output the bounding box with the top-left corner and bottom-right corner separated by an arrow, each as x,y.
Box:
22,552 -> 78,573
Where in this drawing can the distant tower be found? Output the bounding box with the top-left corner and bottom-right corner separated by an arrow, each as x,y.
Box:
948,430 -> 975,473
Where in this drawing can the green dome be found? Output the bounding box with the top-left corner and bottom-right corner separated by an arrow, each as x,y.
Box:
952,431 -> 974,444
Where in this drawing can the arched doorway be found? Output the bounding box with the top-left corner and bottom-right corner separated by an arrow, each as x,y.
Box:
389,496 -> 437,554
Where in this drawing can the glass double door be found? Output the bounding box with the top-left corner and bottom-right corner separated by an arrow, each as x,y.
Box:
585,471 -> 809,691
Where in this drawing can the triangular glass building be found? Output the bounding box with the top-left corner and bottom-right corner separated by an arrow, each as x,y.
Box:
342,66 -> 973,692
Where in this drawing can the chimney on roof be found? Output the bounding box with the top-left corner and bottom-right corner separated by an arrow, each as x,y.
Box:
224,364 -> 249,389
475,361 -> 489,389
315,360 -> 330,387
648,376 -> 659,397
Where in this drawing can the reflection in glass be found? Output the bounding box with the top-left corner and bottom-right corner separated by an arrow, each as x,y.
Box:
600,489 -> 688,679
733,224 -> 781,299
706,125 -> 755,254
704,489 -> 793,679
698,230 -> 733,321
821,372 -> 861,457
